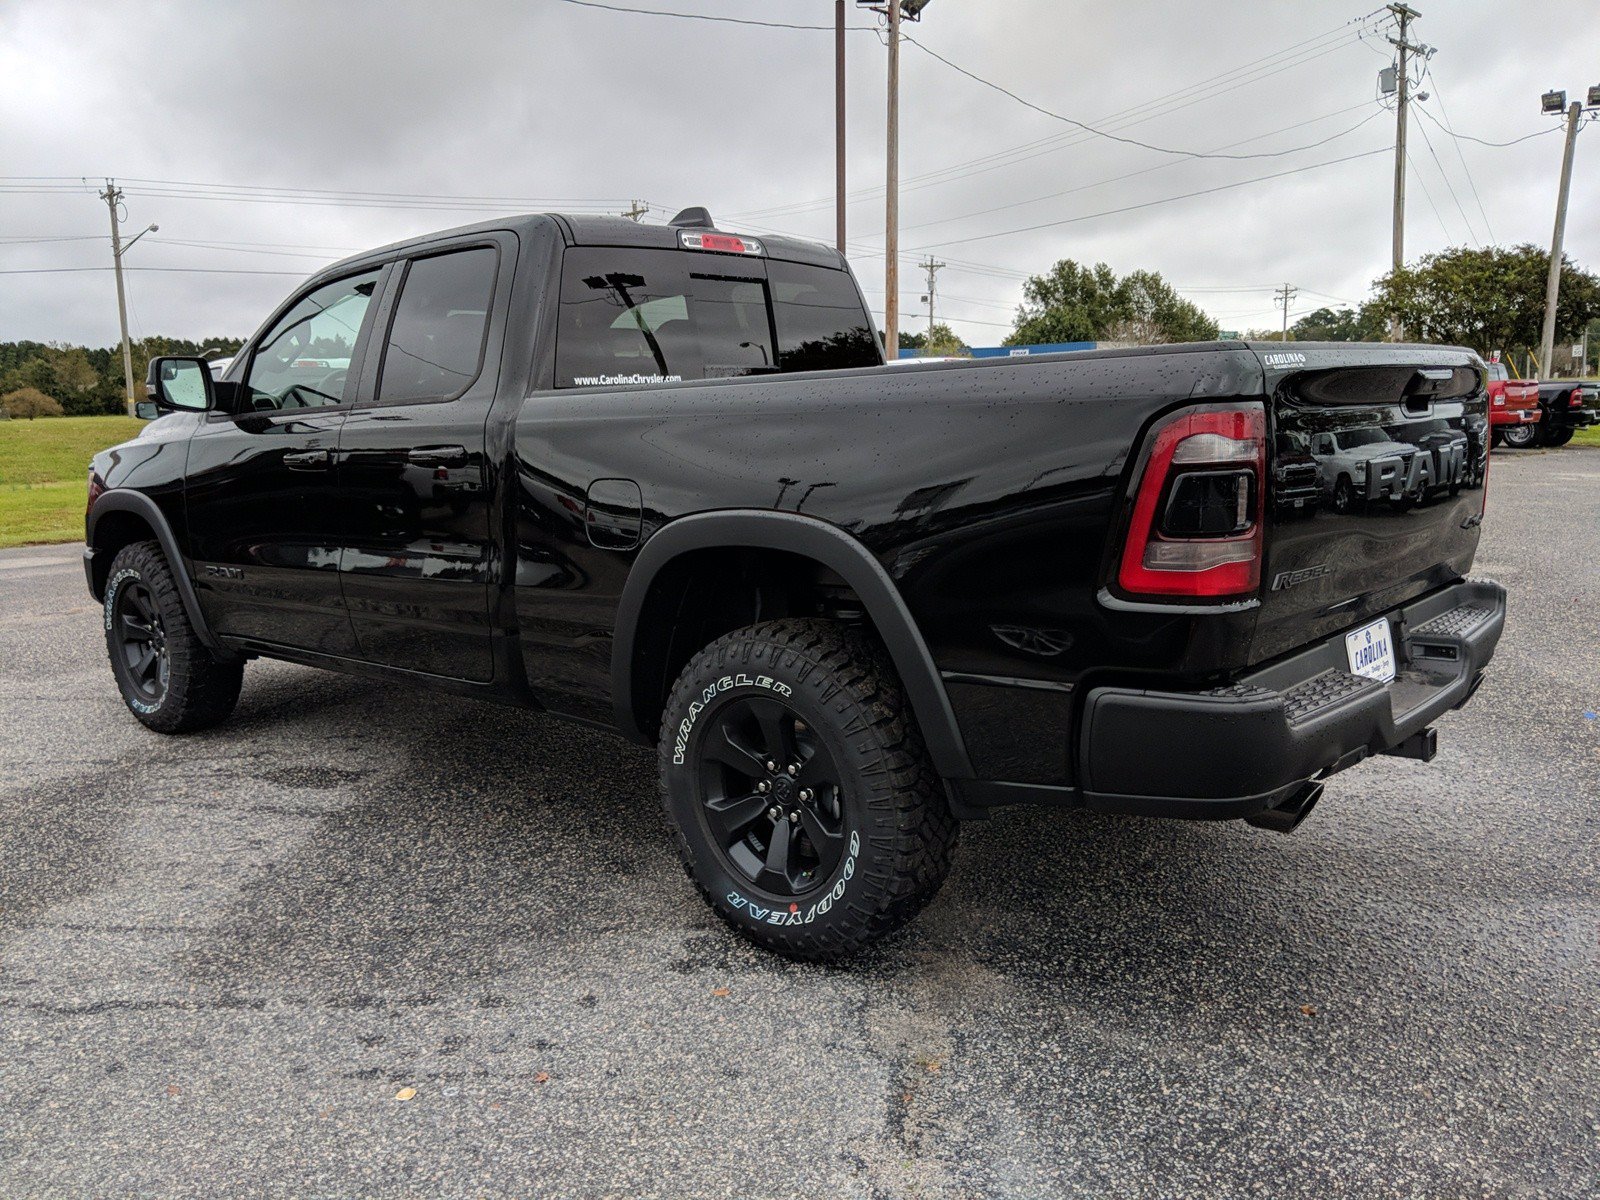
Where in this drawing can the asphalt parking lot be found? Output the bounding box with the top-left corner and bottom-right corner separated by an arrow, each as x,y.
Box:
1,448 -> 1596,1199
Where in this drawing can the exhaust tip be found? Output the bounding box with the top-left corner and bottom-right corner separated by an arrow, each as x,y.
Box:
1244,781 -> 1324,834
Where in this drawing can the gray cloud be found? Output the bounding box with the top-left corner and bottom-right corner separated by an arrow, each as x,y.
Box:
2,0 -> 1596,348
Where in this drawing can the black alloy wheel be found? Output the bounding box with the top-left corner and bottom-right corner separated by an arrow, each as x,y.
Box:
697,696 -> 847,896
658,619 -> 958,961
112,578 -> 170,706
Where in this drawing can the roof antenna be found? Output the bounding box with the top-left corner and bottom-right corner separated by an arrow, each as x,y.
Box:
668,207 -> 715,229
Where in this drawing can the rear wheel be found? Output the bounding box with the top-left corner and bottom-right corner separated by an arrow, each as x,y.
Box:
1490,429 -> 1505,448
104,541 -> 243,733
658,619 -> 957,961
1540,427 -> 1574,448
1500,423 -> 1539,449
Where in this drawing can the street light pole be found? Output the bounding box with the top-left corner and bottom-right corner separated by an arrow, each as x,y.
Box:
835,0 -> 846,255
99,179 -> 158,416
100,181 -> 136,416
1538,100 -> 1583,377
884,0 -> 900,359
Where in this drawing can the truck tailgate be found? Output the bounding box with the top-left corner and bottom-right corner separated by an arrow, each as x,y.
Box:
1251,344 -> 1488,664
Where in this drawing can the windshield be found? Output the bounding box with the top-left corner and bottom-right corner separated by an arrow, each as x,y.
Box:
1337,428 -> 1391,449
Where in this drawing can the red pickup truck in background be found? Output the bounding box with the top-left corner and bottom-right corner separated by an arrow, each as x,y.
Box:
1486,360 -> 1542,448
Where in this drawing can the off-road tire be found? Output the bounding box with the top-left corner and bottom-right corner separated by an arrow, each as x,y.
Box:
658,618 -> 957,961
103,540 -> 243,733
1500,422 -> 1539,449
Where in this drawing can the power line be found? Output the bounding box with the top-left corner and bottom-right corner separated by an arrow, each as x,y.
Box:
727,15 -> 1386,223
909,146 -> 1391,250
1420,77 -> 1495,242
0,266 -> 306,276
874,105 -> 1386,240
1411,106 -> 1481,246
900,32 -> 1381,163
551,0 -> 874,32
1405,119 -> 1559,149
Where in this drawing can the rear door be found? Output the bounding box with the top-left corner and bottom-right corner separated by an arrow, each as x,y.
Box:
1253,345 -> 1488,663
336,236 -> 512,681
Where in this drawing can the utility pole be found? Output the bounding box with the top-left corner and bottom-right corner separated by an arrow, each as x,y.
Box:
920,255 -> 945,342
1538,100 -> 1584,377
620,200 -> 648,221
99,181 -> 157,417
1275,283 -> 1298,342
835,0 -> 846,254
884,0 -> 901,359
1387,4 -> 1423,341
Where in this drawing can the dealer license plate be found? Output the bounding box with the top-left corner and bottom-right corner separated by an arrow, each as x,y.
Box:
1345,618 -> 1396,684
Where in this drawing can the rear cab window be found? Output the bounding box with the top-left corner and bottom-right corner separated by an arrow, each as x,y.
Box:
554,246 -> 879,388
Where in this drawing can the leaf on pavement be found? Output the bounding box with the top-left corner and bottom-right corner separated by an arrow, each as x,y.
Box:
394,1087 -> 417,1101
711,986 -> 730,998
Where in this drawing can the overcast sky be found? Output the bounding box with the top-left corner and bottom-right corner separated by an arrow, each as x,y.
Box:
3,0 -> 1596,349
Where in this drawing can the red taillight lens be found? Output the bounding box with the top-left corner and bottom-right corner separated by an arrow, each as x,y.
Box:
1117,405 -> 1266,599
1570,389 -> 1584,409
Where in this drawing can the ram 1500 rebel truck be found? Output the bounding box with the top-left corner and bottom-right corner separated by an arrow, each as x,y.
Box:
85,210 -> 1506,960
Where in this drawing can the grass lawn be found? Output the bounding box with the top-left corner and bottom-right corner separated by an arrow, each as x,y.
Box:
1572,425 -> 1600,448
0,416 -> 142,548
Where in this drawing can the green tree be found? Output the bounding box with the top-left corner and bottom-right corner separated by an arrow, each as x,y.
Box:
1290,305 -> 1387,342
2,387 -> 66,419
1367,244 -> 1600,358
1006,260 -> 1217,346
922,323 -> 970,356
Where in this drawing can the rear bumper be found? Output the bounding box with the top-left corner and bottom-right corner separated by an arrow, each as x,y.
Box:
1547,405 -> 1597,432
1490,407 -> 1540,426
1076,578 -> 1505,819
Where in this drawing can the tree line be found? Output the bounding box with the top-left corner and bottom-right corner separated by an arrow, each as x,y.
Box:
993,243 -> 1598,373
1,336 -> 244,419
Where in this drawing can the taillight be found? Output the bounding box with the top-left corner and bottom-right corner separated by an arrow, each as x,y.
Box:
86,469 -> 104,522
1570,388 -> 1584,409
1117,405 -> 1266,599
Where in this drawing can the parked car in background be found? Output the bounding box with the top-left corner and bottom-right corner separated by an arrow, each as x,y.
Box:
1310,426 -> 1422,512
1272,430 -> 1321,516
1533,380 -> 1598,447
1485,361 -> 1542,448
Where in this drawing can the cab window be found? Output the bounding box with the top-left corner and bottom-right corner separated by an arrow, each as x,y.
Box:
555,247 -> 775,388
376,247 -> 498,404
241,270 -> 379,412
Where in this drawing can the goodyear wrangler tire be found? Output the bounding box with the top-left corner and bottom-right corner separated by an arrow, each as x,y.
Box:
103,540 -> 243,733
658,619 -> 957,961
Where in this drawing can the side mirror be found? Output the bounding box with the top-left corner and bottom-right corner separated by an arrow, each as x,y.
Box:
134,399 -> 160,421
144,356 -> 215,414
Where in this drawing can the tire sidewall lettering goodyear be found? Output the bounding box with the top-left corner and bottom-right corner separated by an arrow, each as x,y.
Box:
103,567 -> 141,633
723,831 -> 861,926
672,673 -> 793,765
104,566 -> 161,714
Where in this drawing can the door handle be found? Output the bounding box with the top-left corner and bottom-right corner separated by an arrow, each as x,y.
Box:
283,449 -> 332,471
407,445 -> 469,468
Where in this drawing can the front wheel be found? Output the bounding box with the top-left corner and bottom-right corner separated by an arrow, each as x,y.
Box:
1500,423 -> 1540,449
103,541 -> 244,733
658,619 -> 957,961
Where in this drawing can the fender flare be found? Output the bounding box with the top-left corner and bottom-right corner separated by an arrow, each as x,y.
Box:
610,509 -> 974,781
87,490 -> 234,659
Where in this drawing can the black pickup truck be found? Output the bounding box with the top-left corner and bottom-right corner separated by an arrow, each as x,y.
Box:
85,209 -> 1506,959
1533,380 -> 1598,446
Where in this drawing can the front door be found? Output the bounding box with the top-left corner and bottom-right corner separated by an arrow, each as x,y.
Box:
185,267 -> 384,654
336,241 -> 506,681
